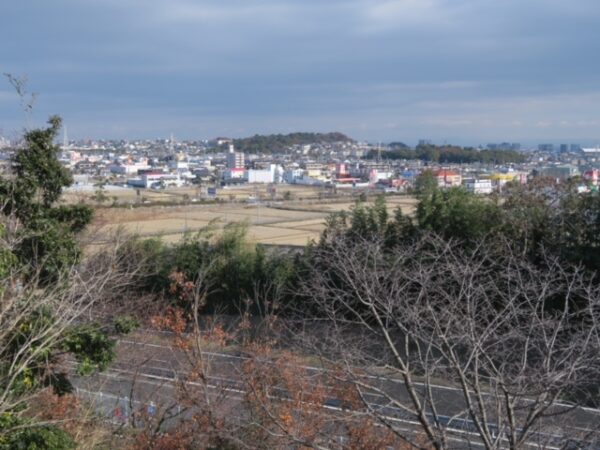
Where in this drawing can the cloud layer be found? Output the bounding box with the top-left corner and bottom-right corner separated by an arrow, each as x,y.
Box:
1,0 -> 599,144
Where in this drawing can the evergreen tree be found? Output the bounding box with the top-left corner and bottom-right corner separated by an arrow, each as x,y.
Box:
0,116 -> 93,281
0,116 -> 116,448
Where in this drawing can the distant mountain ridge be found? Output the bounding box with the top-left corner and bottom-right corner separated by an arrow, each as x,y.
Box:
231,132 -> 353,154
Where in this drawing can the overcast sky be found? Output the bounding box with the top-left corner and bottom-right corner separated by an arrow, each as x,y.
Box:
1,0 -> 599,145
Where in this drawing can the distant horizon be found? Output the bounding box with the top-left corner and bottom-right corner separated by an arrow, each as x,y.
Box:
4,121 -> 600,150
51,128 -> 600,150
3,106 -> 600,149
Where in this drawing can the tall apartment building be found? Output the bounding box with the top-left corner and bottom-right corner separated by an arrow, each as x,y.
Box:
226,144 -> 245,169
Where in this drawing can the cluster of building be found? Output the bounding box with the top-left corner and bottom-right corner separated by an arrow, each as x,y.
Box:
59,142 -> 533,197
1,133 -> 599,199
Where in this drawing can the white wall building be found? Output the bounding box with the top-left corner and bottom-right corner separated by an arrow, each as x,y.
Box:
247,164 -> 282,184
127,172 -> 185,188
368,169 -> 394,184
109,158 -> 151,175
289,175 -> 325,186
464,178 -> 493,195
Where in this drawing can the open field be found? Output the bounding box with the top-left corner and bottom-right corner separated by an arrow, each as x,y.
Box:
85,193 -> 417,247
64,183 -> 338,205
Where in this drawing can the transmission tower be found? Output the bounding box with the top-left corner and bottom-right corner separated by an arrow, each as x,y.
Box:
169,132 -> 175,153
62,125 -> 69,149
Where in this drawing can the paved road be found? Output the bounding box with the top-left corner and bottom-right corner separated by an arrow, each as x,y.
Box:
70,334 -> 600,448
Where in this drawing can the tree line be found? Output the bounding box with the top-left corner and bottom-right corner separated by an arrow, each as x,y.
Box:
227,132 -> 352,154
123,172 -> 600,315
367,144 -> 526,164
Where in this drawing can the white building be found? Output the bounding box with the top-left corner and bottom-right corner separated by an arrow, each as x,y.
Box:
289,175 -> 325,186
223,168 -> 246,180
190,156 -> 212,168
283,169 -> 304,184
582,147 -> 600,155
168,160 -> 189,171
247,164 -> 282,184
128,172 -> 185,188
464,178 -> 493,195
368,169 -> 394,184
109,157 -> 151,175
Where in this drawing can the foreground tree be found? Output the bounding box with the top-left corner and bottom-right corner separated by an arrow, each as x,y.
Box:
294,235 -> 600,449
0,230 -> 142,447
118,268 -> 418,450
0,113 -> 143,447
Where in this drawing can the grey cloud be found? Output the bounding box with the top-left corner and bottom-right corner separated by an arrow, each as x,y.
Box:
1,0 -> 599,142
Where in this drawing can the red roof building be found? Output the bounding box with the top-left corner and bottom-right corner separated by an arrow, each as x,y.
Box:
431,169 -> 462,188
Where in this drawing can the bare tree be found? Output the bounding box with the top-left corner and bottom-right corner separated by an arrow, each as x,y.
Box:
3,73 -> 37,128
118,266 -> 413,450
72,234 -> 600,449
294,235 -> 600,449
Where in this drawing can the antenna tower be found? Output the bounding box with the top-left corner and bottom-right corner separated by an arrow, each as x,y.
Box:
63,125 -> 68,149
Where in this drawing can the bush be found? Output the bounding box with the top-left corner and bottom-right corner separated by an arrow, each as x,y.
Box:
0,414 -> 76,450
118,222 -> 300,314
62,325 -> 115,376
114,315 -> 140,334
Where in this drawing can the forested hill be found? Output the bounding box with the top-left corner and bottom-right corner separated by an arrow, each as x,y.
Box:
231,132 -> 353,154
367,144 -> 525,164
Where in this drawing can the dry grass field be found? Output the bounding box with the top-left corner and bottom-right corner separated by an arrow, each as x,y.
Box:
64,183 -> 333,205
84,191 -> 417,247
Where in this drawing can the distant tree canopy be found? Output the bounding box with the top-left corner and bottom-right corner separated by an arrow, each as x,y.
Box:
312,185 -> 600,329
388,142 -> 410,149
320,180 -> 600,275
122,177 -> 600,318
414,169 -> 438,197
367,144 -> 525,164
319,195 -> 416,249
228,132 -> 353,154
